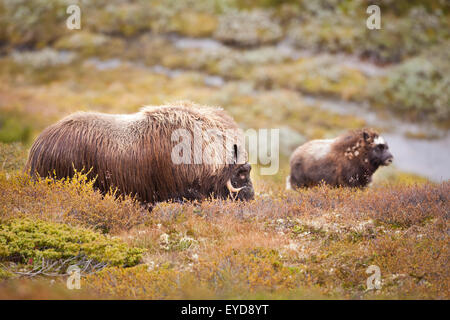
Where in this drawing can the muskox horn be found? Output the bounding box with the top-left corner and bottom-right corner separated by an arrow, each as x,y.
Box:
227,179 -> 243,194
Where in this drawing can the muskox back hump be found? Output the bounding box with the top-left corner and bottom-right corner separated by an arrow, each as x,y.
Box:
289,139 -> 338,188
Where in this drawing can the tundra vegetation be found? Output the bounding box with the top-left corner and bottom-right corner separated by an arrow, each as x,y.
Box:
0,0 -> 448,299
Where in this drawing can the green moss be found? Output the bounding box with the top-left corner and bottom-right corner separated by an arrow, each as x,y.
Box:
0,218 -> 145,272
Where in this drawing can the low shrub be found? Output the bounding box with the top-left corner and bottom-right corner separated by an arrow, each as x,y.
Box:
0,218 -> 144,275
0,171 -> 151,234
368,43 -> 450,124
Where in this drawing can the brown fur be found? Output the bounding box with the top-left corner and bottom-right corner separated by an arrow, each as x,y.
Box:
288,129 -> 393,188
25,101 -> 253,203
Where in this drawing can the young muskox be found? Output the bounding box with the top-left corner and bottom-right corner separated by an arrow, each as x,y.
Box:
287,129 -> 393,189
26,102 -> 254,203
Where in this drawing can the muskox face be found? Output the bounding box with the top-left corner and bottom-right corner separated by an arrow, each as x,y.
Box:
226,163 -> 255,201
367,135 -> 393,167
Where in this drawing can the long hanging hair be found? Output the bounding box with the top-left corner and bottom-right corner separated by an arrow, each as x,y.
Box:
25,101 -> 249,203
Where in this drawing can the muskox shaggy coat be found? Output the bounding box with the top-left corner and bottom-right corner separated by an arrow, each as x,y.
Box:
287,129 -> 393,189
26,102 -> 254,203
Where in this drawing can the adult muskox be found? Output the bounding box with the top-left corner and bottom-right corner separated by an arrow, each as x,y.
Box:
287,129 -> 393,189
26,102 -> 254,203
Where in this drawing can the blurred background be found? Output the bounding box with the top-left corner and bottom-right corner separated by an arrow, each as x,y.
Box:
0,0 -> 449,186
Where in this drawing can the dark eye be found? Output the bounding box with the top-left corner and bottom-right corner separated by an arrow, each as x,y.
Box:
377,145 -> 385,151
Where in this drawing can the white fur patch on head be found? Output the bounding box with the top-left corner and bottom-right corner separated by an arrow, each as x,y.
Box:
374,136 -> 385,145
307,139 -> 333,160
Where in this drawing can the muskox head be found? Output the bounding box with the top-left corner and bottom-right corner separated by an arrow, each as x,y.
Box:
364,131 -> 394,168
225,163 -> 254,201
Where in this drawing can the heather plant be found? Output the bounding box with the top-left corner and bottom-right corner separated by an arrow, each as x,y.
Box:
0,171 -> 151,234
